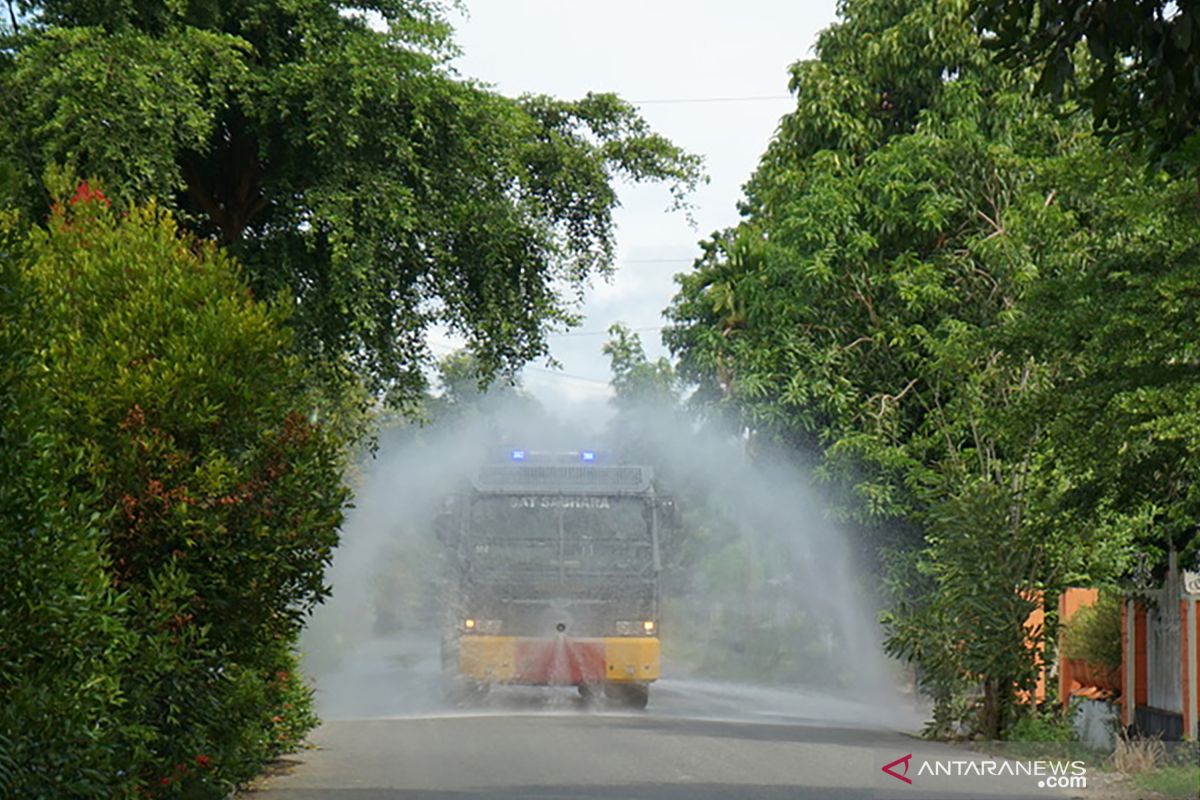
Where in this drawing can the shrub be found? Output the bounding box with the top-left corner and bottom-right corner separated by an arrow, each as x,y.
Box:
1111,733 -> 1165,774
1005,710 -> 1076,743
1062,591 -> 1123,673
0,190 -> 349,797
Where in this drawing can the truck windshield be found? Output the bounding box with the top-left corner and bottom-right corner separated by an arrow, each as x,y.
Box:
469,496 -> 648,541
467,495 -> 653,576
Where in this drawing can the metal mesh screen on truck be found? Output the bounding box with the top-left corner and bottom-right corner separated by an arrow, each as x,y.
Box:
472,464 -> 652,494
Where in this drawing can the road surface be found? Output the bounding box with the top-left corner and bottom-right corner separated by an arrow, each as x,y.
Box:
245,638 -> 1081,800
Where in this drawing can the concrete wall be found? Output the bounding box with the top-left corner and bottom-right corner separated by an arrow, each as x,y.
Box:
1071,699 -> 1117,751
1146,568 -> 1182,714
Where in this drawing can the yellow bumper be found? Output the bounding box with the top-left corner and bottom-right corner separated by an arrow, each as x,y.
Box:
457,636 -> 660,684
603,636 -> 661,682
458,634 -> 517,682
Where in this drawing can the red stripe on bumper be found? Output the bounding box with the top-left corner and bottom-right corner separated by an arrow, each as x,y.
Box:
514,637 -> 605,684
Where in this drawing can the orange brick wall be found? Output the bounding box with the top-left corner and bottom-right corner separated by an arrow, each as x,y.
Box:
1058,588 -> 1100,709
1025,598 -> 1046,703
1121,601 -> 1130,726
1119,601 -> 1150,727
1135,605 -> 1148,707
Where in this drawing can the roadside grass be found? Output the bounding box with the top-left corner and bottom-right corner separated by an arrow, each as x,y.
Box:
982,709 -> 1106,766
1111,734 -> 1166,774
1111,735 -> 1199,799
1132,765 -> 1200,799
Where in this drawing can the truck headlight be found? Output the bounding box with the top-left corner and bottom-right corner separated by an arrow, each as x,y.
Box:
616,620 -> 656,636
463,618 -> 502,634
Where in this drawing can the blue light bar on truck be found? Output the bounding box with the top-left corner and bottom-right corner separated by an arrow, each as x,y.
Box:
511,449 -> 526,461
580,450 -> 596,463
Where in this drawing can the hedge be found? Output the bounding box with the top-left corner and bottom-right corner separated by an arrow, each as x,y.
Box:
0,188 -> 348,798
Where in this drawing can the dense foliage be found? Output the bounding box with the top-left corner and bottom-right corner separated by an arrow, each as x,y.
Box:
0,0 -> 701,407
665,0 -> 1199,737
974,0 -> 1200,157
0,190 -> 347,798
1062,592 -> 1123,672
0,2 -> 700,785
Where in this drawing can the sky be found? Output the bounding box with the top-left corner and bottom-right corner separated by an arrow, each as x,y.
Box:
439,1 -> 839,422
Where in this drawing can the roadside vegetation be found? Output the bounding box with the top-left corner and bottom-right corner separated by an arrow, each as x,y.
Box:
0,0 -> 701,413
0,0 -> 699,796
0,188 -> 346,796
1134,765 -> 1200,800
1116,736 -> 1200,800
659,0 -> 1199,739
2,0 -> 1196,791
1061,592 -> 1123,677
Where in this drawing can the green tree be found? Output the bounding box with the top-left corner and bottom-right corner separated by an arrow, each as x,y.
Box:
1,189 -> 348,798
601,323 -> 689,494
0,0 -> 702,407
604,324 -> 680,413
663,0 -> 1193,737
974,0 -> 1200,159
1062,591 -> 1123,674
1002,150 -> 1200,577
426,349 -> 536,420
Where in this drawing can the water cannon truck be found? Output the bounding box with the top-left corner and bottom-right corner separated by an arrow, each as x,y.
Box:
435,450 -> 674,708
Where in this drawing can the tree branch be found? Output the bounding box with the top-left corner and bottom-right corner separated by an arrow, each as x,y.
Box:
871,377 -> 919,420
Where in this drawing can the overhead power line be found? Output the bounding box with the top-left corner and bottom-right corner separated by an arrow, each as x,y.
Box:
522,366 -> 612,387
430,325 -> 664,347
549,325 -> 663,338
426,339 -> 613,387
629,95 -> 792,105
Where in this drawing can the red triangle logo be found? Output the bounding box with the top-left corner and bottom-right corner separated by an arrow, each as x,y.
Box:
882,753 -> 913,784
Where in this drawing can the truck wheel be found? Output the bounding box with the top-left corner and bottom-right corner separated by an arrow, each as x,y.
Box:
604,682 -> 649,710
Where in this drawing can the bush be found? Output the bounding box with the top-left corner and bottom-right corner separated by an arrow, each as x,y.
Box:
1006,710 -> 1076,743
1062,591 -> 1123,672
1111,733 -> 1165,774
0,190 -> 349,797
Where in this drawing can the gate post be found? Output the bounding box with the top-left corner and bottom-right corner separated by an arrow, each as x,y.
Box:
1123,598 -> 1136,727
1121,599 -> 1150,730
1183,571 -> 1200,740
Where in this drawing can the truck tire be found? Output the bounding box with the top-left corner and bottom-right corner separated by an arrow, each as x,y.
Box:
578,683 -> 599,705
604,682 -> 649,710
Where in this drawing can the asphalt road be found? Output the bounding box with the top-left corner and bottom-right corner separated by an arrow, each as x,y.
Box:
245,638 -> 1081,800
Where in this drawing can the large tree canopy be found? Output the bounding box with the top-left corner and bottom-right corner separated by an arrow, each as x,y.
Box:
665,0 -> 1199,737
0,0 -> 702,407
974,0 -> 1200,159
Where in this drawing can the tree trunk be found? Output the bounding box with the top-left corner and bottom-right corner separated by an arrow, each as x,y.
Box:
979,678 -> 1001,739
